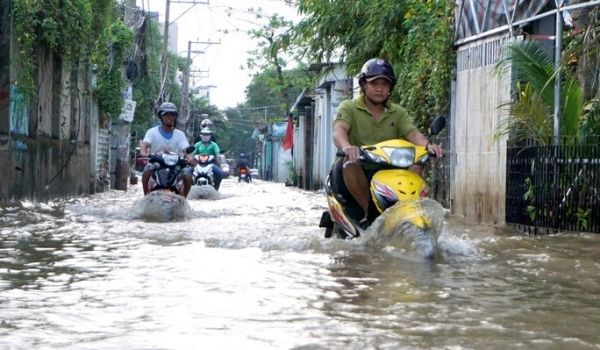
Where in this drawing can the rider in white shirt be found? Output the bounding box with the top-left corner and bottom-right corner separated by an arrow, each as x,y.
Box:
140,102 -> 193,197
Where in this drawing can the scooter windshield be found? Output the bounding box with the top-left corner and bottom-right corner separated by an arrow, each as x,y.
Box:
162,153 -> 179,166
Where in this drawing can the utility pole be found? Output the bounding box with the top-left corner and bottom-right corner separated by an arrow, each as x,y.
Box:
180,40 -> 195,130
159,0 -> 171,105
553,1 -> 564,146
263,106 -> 268,180
180,40 -> 220,135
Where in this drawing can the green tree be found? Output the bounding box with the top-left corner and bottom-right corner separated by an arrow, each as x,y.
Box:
188,97 -> 222,143
94,21 -> 135,119
563,6 -> 600,138
10,0 -> 132,114
274,0 -> 455,129
244,5 -> 301,113
216,67 -> 312,162
130,14 -> 186,129
245,67 -> 313,122
220,106 -> 259,161
567,2 -> 599,101
217,3 -> 309,114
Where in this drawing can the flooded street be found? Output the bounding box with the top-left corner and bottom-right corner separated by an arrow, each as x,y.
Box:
1,177 -> 599,349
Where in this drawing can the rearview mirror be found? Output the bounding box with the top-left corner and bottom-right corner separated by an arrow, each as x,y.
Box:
429,116 -> 446,136
185,146 -> 195,154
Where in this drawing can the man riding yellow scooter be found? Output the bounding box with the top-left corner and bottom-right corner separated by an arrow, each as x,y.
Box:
322,58 -> 445,258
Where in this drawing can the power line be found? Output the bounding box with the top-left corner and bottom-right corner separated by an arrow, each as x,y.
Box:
217,105 -> 283,112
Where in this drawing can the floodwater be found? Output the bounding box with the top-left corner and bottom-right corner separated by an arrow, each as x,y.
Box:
1,177 -> 599,350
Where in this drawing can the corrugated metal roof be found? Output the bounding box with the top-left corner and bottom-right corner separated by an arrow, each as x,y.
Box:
455,0 -> 551,42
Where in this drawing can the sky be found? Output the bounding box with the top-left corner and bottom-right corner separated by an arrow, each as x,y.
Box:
135,0 -> 302,110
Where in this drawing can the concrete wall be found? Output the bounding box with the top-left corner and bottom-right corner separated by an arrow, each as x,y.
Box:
311,65 -> 351,189
0,0 -> 9,134
313,94 -> 333,189
0,136 -> 91,202
0,8 -> 97,203
452,35 -> 511,223
292,118 -> 303,184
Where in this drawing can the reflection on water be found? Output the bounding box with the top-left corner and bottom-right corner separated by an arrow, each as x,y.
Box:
1,179 -> 600,349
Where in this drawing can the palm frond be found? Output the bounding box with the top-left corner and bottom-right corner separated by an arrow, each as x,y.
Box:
561,76 -> 584,140
493,39 -> 588,144
494,40 -> 556,106
494,82 -> 553,145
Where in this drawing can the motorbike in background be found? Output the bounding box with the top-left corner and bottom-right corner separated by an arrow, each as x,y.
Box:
238,167 -> 251,183
319,116 -> 447,259
192,154 -> 215,188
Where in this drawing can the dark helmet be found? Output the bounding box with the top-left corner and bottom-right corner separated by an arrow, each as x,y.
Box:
201,119 -> 213,129
240,153 -> 246,159
158,102 -> 178,118
157,102 -> 179,127
358,58 -> 397,88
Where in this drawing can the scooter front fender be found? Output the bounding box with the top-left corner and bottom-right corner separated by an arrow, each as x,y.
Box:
326,195 -> 360,238
371,169 -> 429,213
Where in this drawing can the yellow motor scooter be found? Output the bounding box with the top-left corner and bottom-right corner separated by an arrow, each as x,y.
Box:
319,116 -> 446,256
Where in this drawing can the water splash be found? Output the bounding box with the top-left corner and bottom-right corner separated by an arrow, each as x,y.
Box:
130,191 -> 192,222
188,185 -> 224,200
357,198 -> 446,259
437,230 -> 481,260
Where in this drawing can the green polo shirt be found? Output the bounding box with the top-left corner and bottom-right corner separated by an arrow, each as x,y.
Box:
193,141 -> 220,156
333,94 -> 417,146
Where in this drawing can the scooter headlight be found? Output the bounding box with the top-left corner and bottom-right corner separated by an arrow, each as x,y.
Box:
162,153 -> 179,166
382,147 -> 415,168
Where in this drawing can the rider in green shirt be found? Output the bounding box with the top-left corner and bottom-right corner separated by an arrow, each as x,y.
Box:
332,58 -> 445,228
191,128 -> 223,190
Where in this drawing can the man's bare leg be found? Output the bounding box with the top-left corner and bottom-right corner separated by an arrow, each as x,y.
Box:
342,159 -> 370,220
409,164 -> 424,176
182,174 -> 192,198
142,170 -> 151,195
